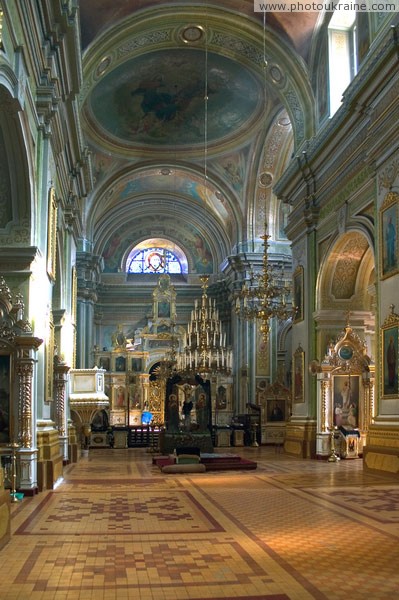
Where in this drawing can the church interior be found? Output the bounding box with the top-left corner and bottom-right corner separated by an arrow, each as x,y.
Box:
0,1 -> 399,598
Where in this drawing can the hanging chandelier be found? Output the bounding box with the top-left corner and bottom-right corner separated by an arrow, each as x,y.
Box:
233,12 -> 294,344
235,222 -> 293,344
177,275 -> 232,377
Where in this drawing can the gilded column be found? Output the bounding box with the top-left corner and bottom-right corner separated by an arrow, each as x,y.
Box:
321,378 -> 330,432
362,377 -> 370,432
370,374 -> 376,423
15,335 -> 43,493
17,361 -> 34,448
54,357 -> 70,437
15,336 -> 42,447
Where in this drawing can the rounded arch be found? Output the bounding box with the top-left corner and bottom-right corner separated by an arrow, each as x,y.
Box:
252,107 -> 294,244
93,195 -> 231,276
0,85 -> 32,245
85,161 -> 242,247
316,229 -> 376,313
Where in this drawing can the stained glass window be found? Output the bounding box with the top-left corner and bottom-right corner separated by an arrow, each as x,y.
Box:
126,247 -> 182,274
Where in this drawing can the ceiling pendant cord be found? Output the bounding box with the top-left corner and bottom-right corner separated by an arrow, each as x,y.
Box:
204,4 -> 209,215
262,9 -> 268,239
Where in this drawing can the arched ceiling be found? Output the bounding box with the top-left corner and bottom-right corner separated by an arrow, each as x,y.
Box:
79,2 -> 320,273
318,231 -> 375,312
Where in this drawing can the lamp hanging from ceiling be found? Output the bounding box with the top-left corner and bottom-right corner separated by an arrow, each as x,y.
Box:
176,15 -> 232,377
177,275 -> 232,377
234,223 -> 294,344
235,11 -> 295,344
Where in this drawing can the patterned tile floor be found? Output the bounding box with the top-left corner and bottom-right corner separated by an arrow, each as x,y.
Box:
2,446 -> 399,600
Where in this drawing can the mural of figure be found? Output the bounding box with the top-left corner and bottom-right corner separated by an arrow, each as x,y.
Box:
385,215 -> 396,271
341,380 -> 352,410
334,375 -> 360,429
103,231 -> 122,260
256,380 -> 267,406
129,384 -> 141,407
112,327 -> 126,350
196,392 -> 208,431
193,234 -> 212,266
178,383 -> 194,429
182,397 -> 193,430
216,385 -> 227,409
335,404 -> 343,427
194,375 -> 212,432
167,393 -> 180,432
270,402 -> 283,422
158,300 -> 170,318
294,366 -> 303,398
116,386 -> 125,408
347,403 -> 357,428
387,336 -> 397,389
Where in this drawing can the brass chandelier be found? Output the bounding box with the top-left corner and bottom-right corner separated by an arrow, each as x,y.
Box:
233,12 -> 294,343
173,21 -> 231,378
177,275 -> 232,377
235,222 -> 293,344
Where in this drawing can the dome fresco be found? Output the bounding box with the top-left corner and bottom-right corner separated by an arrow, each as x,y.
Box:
89,49 -> 261,148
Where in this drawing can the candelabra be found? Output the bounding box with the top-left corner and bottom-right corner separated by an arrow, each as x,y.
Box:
327,426 -> 340,462
235,222 -> 293,344
177,275 -> 232,377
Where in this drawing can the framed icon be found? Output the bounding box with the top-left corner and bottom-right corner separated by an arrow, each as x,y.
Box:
47,187 -> 58,281
379,191 -> 398,280
381,322 -> 398,398
293,345 -> 305,403
333,375 -> 359,429
293,266 -> 304,322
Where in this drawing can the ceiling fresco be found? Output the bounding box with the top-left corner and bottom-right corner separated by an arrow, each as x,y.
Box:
88,49 -> 262,148
79,2 -> 322,260
113,170 -> 232,222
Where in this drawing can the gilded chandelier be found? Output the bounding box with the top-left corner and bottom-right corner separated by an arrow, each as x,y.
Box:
177,275 -> 232,376
235,222 -> 293,343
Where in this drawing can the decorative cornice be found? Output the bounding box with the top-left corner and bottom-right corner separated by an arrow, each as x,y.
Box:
274,23 -> 398,202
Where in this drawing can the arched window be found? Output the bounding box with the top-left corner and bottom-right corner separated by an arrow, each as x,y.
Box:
328,10 -> 357,116
125,239 -> 188,274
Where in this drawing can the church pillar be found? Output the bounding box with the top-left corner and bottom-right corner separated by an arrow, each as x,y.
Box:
15,335 -> 43,493
76,252 -> 103,368
235,314 -> 251,414
283,203 -> 319,459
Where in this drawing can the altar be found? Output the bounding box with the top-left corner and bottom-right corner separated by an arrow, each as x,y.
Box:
159,430 -> 214,454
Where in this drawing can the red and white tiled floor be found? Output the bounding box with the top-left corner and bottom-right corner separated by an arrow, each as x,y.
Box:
2,446 -> 399,599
